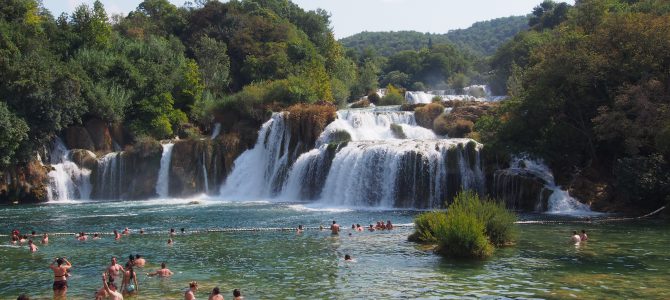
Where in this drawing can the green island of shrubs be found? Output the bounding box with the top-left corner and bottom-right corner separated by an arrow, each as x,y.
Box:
409,191 -> 517,259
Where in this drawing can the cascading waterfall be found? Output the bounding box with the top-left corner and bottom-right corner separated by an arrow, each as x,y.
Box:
496,157 -> 592,214
46,138 -> 92,202
405,85 -> 506,104
155,143 -> 174,198
95,152 -> 123,199
220,113 -> 292,199
222,106 -> 486,208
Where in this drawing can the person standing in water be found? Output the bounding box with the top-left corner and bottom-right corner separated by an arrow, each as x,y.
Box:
330,221 -> 340,235
571,231 -> 581,244
134,254 -> 146,267
121,263 -> 139,297
580,230 -> 588,241
28,240 -> 37,252
107,257 -> 125,283
147,262 -> 174,277
50,257 -> 72,300
233,289 -> 243,300
209,287 -> 224,300
101,273 -> 123,300
185,281 -> 198,300
41,233 -> 48,244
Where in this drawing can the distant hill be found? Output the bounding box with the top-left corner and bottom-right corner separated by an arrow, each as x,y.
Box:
340,15 -> 529,57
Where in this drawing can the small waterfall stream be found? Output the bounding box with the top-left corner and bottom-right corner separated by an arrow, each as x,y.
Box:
46,138 -> 92,202
156,143 -> 174,198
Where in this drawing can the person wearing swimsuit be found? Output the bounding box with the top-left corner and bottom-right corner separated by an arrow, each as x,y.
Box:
185,281 -> 198,300
121,263 -> 139,296
50,257 -> 72,300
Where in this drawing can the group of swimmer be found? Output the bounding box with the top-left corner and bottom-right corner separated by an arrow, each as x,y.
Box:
48,255 -> 243,300
305,220 -> 394,235
570,229 -> 589,244
9,227 -> 245,300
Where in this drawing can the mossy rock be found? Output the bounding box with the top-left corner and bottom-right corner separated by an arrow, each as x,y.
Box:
390,123 -> 407,139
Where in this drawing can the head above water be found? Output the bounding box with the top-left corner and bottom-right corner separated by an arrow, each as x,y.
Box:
189,281 -> 198,289
345,254 -> 351,260
111,257 -> 117,264
56,258 -> 64,266
212,287 -> 220,294
581,230 -> 586,233
332,221 -> 336,224
233,289 -> 241,297
161,262 -> 166,269
135,254 -> 141,259
573,231 -> 578,235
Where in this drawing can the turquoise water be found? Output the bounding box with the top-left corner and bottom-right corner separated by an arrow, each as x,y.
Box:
1,199 -> 669,299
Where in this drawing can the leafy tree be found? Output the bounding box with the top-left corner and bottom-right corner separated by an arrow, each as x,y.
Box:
0,102 -> 29,167
70,1 -> 112,50
193,35 -> 230,95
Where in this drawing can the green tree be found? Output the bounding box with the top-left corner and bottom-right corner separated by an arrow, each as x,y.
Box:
0,102 -> 29,166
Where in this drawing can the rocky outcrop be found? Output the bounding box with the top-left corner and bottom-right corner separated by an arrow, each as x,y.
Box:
64,127 -> 95,151
0,160 -> 50,204
85,119 -> 113,153
414,103 -> 445,129
70,149 -> 98,170
286,104 -> 337,158
434,101 -> 498,138
169,138 -> 228,197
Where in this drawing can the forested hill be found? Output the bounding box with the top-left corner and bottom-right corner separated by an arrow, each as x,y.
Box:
339,15 -> 529,57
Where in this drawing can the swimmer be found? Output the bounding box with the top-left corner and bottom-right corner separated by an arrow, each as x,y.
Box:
41,233 -> 49,244
140,229 -> 145,235
93,233 -> 101,239
121,263 -> 139,296
580,230 -> 588,241
127,255 -> 135,266
107,257 -> 125,282
185,281 -> 198,300
168,238 -> 173,245
134,254 -> 146,267
386,220 -> 393,230
344,254 -> 353,261
78,232 -> 88,241
31,230 -> 36,238
101,273 -> 123,300
95,277 -> 114,300
114,230 -> 121,240
170,228 -> 176,236
351,224 -> 356,230
122,227 -> 130,235
181,228 -> 186,234
297,225 -> 303,234
233,289 -> 243,300
147,262 -> 173,277
28,240 -> 38,252
330,220 -> 340,235
50,257 -> 72,300
209,287 -> 224,300
368,224 -> 375,232
356,224 -> 363,232
571,231 -> 581,244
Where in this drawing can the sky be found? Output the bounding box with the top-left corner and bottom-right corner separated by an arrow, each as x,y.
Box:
42,0 -> 574,39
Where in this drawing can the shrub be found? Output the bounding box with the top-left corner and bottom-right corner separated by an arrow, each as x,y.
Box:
410,191 -> 517,259
350,99 -> 371,108
408,211 -> 447,244
378,84 -> 405,106
433,115 -> 474,138
367,92 -> 380,104
415,103 -> 444,129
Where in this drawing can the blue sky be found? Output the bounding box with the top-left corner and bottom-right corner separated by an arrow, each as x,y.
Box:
43,0 -> 574,39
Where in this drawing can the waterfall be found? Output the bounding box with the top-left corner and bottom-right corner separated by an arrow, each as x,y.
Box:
210,123 -> 222,140
221,106 -> 485,208
155,143 -> 174,198
496,157 -> 592,214
405,85 -> 507,104
94,152 -> 123,199
202,151 -> 209,194
46,138 -> 92,202
220,113 -> 292,199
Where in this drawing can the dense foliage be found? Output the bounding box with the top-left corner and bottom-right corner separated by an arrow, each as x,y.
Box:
0,0 -> 358,166
340,16 -> 529,57
483,0 -> 670,209
409,191 -> 517,259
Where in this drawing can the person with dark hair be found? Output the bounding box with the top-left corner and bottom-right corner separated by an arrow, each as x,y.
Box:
114,230 -> 121,240
41,233 -> 48,244
121,263 -> 139,296
147,262 -> 173,277
386,220 -> 393,230
330,220 -> 340,235
580,230 -> 588,241
170,228 -> 176,236
571,231 -> 581,244
209,287 -> 224,300
107,257 -> 125,283
17,294 -> 29,300
50,257 -> 71,300
297,224 -> 303,234
185,281 -> 198,300
28,240 -> 37,252
101,273 -> 123,300
181,228 -> 186,234
134,254 -> 146,267
233,288 -> 243,300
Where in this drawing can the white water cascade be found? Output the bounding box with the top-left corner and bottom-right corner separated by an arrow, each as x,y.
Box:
202,151 -> 210,194
210,123 -> 222,140
46,138 -> 92,202
155,143 -> 174,198
507,157 -> 592,214
221,107 -> 485,208
405,85 -> 507,104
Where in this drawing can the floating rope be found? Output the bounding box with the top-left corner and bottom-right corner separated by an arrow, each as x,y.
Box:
515,206 -> 666,225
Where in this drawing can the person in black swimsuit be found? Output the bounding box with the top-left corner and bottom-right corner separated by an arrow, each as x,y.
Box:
50,257 -> 72,300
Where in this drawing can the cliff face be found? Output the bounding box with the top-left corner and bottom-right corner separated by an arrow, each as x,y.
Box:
169,138 -> 227,197
0,160 -> 50,204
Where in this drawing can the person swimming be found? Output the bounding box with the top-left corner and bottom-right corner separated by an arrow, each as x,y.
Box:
344,254 -> 353,261
41,233 -> 49,244
386,220 -> 393,230
114,230 -> 121,240
579,230 -> 588,241
233,289 -> 243,300
134,254 -> 146,267
571,231 -> 581,244
28,240 -> 37,252
297,225 -> 304,234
